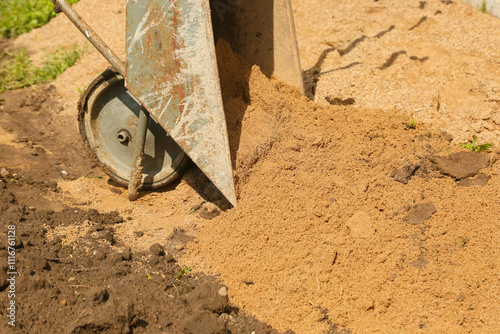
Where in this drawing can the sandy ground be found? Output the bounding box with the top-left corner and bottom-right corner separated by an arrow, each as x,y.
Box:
1,0 -> 499,333
294,0 -> 500,144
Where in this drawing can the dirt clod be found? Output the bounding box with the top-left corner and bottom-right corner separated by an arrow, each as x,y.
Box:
391,163 -> 420,184
430,152 -> 489,180
457,173 -> 491,187
149,243 -> 165,256
404,202 -> 437,225
94,249 -> 106,260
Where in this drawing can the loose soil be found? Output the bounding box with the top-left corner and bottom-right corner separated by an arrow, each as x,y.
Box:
0,177 -> 285,333
0,0 -> 499,333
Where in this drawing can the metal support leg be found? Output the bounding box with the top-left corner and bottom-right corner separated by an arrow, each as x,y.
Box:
128,108 -> 149,201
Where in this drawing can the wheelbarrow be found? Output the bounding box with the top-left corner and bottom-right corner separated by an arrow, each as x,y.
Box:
52,0 -> 304,207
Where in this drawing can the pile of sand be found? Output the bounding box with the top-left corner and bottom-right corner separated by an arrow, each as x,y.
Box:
183,40 -> 500,333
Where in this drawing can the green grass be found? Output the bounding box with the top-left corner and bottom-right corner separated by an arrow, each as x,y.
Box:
480,0 -> 488,13
177,267 -> 192,279
0,44 -> 87,93
0,0 -> 80,38
406,119 -> 417,130
461,135 -> 493,152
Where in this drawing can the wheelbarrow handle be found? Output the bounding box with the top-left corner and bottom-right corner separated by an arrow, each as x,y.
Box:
51,0 -> 125,76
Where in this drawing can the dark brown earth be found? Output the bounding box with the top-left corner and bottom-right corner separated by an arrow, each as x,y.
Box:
0,175 -> 287,334
0,85 -> 95,209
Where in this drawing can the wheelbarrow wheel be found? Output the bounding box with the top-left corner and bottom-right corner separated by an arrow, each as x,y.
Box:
78,68 -> 189,189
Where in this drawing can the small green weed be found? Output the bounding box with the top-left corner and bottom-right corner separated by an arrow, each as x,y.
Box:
461,135 -> 493,152
84,170 -> 106,179
0,44 -> 87,93
406,119 -> 417,130
0,0 -> 80,38
177,267 -> 192,279
479,0 -> 488,13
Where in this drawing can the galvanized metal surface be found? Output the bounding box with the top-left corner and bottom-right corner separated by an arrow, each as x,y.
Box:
53,0 -> 126,76
126,0 -> 237,206
78,70 -> 189,189
211,0 -> 304,93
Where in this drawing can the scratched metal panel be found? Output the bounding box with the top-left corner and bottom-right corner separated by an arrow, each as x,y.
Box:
211,0 -> 304,93
126,0 -> 237,206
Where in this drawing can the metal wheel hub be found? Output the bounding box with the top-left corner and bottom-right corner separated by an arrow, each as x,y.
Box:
79,69 -> 188,189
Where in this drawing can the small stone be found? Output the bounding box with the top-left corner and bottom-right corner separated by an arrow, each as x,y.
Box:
175,244 -> 185,251
61,170 -> 68,176
68,277 -> 76,282
0,167 -> 12,177
149,243 -> 165,256
134,231 -> 144,237
94,249 -> 106,260
404,202 -> 437,225
122,248 -> 132,261
218,286 -> 228,297
60,300 -> 67,306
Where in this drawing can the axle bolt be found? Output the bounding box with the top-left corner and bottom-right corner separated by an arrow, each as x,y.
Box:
117,129 -> 131,144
